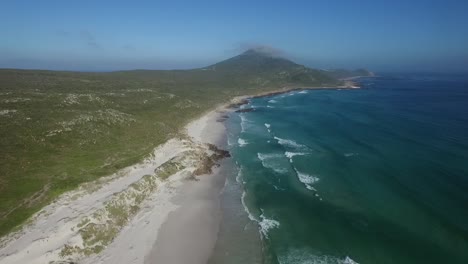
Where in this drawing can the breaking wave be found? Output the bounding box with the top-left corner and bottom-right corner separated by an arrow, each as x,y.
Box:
240,114 -> 254,133
259,213 -> 280,239
238,138 -> 248,147
277,249 -> 359,264
294,168 -> 320,191
241,193 -> 281,239
274,136 -> 307,149
285,151 -> 307,162
257,153 -> 288,174
241,191 -> 256,222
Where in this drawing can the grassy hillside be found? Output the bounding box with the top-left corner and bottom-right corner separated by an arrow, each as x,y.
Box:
0,49 -> 342,237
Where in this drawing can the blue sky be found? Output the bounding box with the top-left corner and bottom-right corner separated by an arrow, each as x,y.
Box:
1,0 -> 467,72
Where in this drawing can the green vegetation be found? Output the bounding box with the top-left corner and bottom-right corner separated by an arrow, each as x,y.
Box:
154,158 -> 184,180
0,49 -> 344,237
61,172 -> 160,257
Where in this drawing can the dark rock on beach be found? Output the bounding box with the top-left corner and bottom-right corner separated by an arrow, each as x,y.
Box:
235,108 -> 255,113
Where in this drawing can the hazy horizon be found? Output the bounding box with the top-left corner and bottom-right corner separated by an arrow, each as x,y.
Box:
1,0 -> 467,72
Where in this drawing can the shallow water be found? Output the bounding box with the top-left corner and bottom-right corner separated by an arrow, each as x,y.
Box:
213,73 -> 468,264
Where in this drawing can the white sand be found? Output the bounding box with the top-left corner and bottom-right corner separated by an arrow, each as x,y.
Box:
144,110 -> 228,264
0,107 -> 230,264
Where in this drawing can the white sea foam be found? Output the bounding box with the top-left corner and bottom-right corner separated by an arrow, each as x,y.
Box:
236,167 -> 244,183
278,249 -> 360,264
240,195 -> 281,239
257,153 -> 288,174
272,184 -> 285,191
267,105 -> 274,108
344,152 -> 359,157
227,136 -> 234,146
259,214 -> 280,239
344,256 -> 359,264
238,138 -> 248,147
241,192 -> 256,221
298,90 -> 308,94
240,114 -> 248,133
257,153 -> 283,161
285,151 -> 307,162
239,114 -> 255,133
294,169 -> 319,191
268,99 -> 278,103
274,136 -> 306,149
264,123 -> 271,133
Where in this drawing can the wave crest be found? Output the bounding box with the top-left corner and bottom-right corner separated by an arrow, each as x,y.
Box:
259,214 -> 280,239
241,191 -> 256,221
294,168 -> 319,191
274,136 -> 306,149
285,151 -> 307,162
278,249 -> 359,264
257,153 -> 288,174
265,123 -> 271,133
238,138 -> 248,147
240,114 -> 254,133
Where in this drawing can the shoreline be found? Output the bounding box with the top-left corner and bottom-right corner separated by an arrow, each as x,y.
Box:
0,79 -> 364,264
226,82 -> 362,109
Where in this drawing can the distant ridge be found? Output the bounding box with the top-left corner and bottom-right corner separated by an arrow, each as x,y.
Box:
203,49 -> 339,87
0,49 -> 374,91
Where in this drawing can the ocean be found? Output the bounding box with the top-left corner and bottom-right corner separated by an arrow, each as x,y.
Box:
208,73 -> 468,264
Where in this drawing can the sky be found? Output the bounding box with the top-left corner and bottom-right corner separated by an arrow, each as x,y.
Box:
1,0 -> 468,72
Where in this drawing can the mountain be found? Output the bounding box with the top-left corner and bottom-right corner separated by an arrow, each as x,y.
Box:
202,49 -> 339,87
206,49 -> 300,73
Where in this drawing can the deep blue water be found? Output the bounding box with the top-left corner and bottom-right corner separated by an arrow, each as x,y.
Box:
219,74 -> 468,264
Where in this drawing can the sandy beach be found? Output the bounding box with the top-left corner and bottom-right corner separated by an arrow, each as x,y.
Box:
0,107 -> 231,264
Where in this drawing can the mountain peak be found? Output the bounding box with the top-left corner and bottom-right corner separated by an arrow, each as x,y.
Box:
203,48 -> 338,87
241,46 -> 284,58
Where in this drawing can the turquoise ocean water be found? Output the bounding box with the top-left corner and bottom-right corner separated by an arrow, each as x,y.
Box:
209,74 -> 468,264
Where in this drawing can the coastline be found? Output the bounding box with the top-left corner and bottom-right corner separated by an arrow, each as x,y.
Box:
227,83 -> 361,109
0,80 -> 362,264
